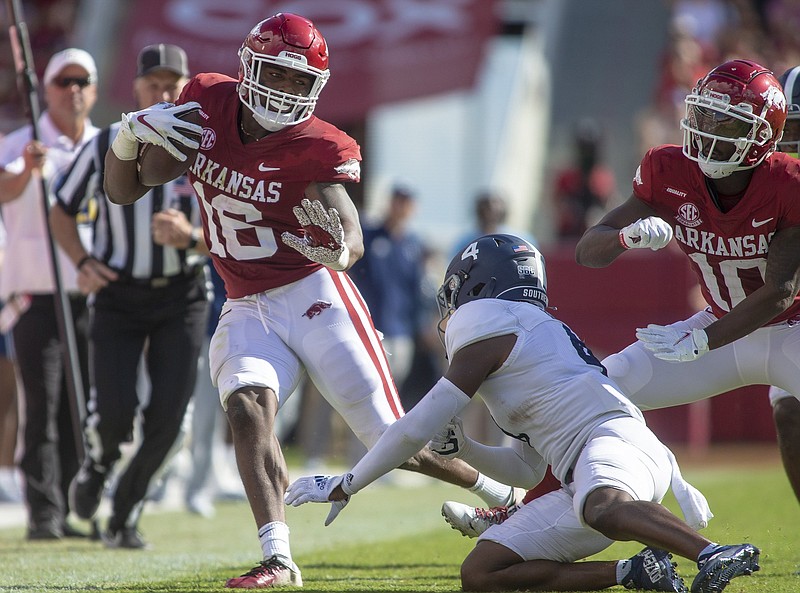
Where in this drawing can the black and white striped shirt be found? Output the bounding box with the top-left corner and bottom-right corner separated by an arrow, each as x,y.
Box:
54,122 -> 203,281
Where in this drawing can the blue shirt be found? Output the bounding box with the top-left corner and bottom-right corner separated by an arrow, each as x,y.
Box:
349,224 -> 425,338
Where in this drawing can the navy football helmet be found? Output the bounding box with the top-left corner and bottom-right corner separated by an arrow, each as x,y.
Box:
437,234 -> 548,326
778,65 -> 800,157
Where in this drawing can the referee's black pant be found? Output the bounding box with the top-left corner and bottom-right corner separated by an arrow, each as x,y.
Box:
85,270 -> 209,530
14,293 -> 89,531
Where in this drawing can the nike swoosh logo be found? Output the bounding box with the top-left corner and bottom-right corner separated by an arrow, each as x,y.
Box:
752,217 -> 774,228
258,163 -> 280,172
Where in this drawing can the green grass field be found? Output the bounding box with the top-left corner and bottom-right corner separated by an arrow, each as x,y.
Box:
1,456 -> 798,592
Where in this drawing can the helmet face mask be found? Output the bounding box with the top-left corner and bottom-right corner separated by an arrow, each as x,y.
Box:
238,13 -> 330,132
436,234 -> 548,343
681,59 -> 787,178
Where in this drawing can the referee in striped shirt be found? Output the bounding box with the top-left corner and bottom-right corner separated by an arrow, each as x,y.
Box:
50,44 -> 210,549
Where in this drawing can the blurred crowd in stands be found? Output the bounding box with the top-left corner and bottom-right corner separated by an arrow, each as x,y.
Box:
553,0 -> 800,242
639,0 -> 800,154
0,0 -> 79,135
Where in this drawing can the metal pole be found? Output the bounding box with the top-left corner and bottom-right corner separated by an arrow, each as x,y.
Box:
6,0 -> 86,462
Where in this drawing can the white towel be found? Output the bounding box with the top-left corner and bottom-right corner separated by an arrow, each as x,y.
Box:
664,446 -> 714,530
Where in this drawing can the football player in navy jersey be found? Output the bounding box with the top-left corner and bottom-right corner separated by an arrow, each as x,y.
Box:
103,12 -> 516,589
286,234 -> 759,593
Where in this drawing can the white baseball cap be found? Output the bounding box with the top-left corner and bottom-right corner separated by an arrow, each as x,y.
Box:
43,48 -> 98,86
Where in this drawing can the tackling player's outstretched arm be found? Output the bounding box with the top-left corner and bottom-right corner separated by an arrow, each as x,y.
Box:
345,337 -> 505,489
430,416 -> 547,489
284,334 -> 514,522
575,195 -> 666,268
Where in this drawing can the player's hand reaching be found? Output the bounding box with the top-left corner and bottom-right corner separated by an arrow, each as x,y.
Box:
285,474 -> 353,526
636,324 -> 709,362
429,417 -> 471,459
618,216 -> 673,250
112,101 -> 202,162
281,198 -> 350,271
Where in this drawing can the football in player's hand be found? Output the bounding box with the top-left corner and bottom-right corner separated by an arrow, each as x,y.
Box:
137,109 -> 202,186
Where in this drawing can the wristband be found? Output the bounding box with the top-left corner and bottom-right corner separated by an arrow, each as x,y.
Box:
330,243 -> 350,271
111,127 -> 139,161
341,473 -> 355,496
618,229 -> 631,250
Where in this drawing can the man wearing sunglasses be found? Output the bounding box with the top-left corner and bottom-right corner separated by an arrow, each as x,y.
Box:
0,48 -> 99,540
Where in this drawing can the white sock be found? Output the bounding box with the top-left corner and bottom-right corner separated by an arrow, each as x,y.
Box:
258,521 -> 292,564
697,542 -> 720,567
468,473 -> 514,507
616,558 -> 632,584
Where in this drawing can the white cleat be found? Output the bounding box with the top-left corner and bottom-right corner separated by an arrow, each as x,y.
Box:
441,501 -> 518,538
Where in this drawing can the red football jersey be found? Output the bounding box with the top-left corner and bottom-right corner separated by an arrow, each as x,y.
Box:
633,145 -> 800,324
178,73 -> 362,298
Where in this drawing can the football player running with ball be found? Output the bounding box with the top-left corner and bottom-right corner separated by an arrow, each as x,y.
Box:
285,234 -> 759,593
103,12 -> 516,589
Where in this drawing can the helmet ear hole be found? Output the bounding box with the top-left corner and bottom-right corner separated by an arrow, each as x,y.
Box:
468,282 -> 486,298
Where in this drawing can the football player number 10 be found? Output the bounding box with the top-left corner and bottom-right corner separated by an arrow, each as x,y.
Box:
687,252 -> 767,312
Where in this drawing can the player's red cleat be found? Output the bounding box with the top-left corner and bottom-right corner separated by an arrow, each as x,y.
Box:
225,556 -> 302,588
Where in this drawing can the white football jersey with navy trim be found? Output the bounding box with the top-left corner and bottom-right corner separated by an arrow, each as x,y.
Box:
445,299 -> 644,482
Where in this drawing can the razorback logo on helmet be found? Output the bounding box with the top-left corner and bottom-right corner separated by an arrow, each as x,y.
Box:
238,13 -> 330,131
633,165 -> 643,186
762,84 -> 787,111
302,300 -> 332,319
334,158 -> 361,182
